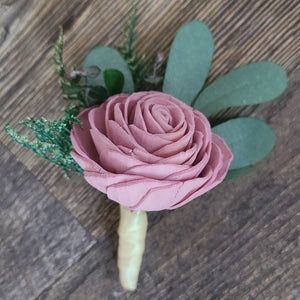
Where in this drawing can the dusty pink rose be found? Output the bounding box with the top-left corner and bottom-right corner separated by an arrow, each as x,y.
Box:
71,91 -> 233,211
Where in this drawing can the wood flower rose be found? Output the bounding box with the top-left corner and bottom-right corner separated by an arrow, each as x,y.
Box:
70,91 -> 233,211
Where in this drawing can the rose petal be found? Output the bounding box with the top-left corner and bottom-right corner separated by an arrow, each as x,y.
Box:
142,102 -> 166,134
106,120 -> 141,150
151,105 -> 173,132
129,124 -> 171,153
131,137 -> 200,165
165,152 -> 209,181
84,170 -> 143,194
170,167 -> 213,209
112,102 -> 131,133
107,178 -> 176,208
90,128 -> 143,173
87,105 -> 107,135
70,150 -> 101,172
132,101 -> 147,131
132,147 -> 161,164
71,107 -> 101,168
203,136 -> 225,184
157,142 -> 199,165
153,128 -> 194,157
194,110 -> 212,158
170,135 -> 233,209
125,92 -> 145,123
156,120 -> 187,141
211,133 -> 233,181
131,181 -> 183,211
125,163 -> 190,180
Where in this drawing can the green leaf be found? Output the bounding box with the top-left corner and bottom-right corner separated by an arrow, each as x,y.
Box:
212,117 -> 275,170
194,61 -> 287,117
163,21 -> 214,105
225,166 -> 252,180
104,69 -> 125,96
86,86 -> 108,106
83,46 -> 134,94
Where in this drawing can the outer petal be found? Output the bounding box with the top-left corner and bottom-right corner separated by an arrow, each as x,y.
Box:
165,152 -> 209,181
106,178 -> 177,208
210,133 -> 233,181
71,150 -> 101,173
70,107 -> 101,172
131,181 -> 183,211
170,134 -> 233,209
84,170 -> 143,195
170,167 -> 213,209
125,163 -> 190,180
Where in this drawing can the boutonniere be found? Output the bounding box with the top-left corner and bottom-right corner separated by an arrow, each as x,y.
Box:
5,8 -> 287,291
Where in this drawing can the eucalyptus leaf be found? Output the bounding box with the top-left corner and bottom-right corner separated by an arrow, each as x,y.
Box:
83,46 -> 134,94
163,21 -> 214,105
212,117 -> 275,170
225,166 -> 252,180
194,61 -> 287,117
104,69 -> 125,96
82,66 -> 101,78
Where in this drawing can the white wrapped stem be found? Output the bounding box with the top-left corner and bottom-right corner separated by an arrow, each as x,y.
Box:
117,205 -> 148,291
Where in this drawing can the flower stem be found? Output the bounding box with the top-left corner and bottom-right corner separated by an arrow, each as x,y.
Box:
117,205 -> 148,291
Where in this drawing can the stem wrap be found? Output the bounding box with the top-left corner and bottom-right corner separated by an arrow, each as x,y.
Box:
117,205 -> 148,291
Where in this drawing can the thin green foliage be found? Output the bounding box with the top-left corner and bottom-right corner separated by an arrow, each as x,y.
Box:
53,26 -> 65,78
118,7 -> 146,90
5,106 -> 83,177
5,28 -> 88,177
53,26 -> 86,106
53,26 -> 106,107
5,26 -> 108,177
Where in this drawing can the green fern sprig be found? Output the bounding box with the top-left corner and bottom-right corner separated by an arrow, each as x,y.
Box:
5,106 -> 83,177
118,7 -> 147,90
53,26 -> 87,106
53,26 -> 106,107
53,26 -> 65,78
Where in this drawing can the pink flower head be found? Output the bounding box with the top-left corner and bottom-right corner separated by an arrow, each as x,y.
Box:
71,91 -> 233,211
